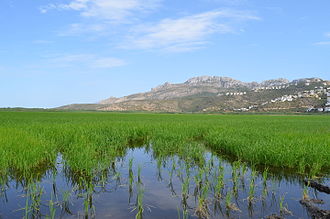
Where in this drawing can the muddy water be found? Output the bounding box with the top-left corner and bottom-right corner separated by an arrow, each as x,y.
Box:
0,148 -> 329,218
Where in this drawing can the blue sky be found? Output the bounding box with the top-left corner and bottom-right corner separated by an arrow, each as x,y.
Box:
1,0 -> 330,108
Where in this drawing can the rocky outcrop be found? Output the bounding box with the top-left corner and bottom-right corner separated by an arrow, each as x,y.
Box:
184,76 -> 247,88
260,78 -> 289,87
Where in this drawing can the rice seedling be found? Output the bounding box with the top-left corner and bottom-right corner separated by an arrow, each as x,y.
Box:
262,168 -> 269,198
193,168 -> 204,198
232,162 -> 240,197
83,184 -> 95,218
129,164 -> 149,219
248,170 -> 257,203
60,190 -> 73,215
48,187 -> 56,219
195,181 -> 210,219
137,165 -> 142,185
225,189 -> 240,212
214,166 -> 224,199
135,185 -> 144,219
177,206 -> 189,219
182,176 -> 190,199
302,185 -> 309,200
279,193 -> 284,211
30,183 -> 43,218
128,158 -> 134,203
169,157 -> 176,181
156,158 -> 163,181
279,193 -> 292,216
181,176 -> 190,214
225,190 -> 232,209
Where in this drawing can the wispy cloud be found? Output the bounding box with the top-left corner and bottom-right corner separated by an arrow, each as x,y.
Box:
314,41 -> 330,46
32,40 -> 54,45
90,57 -> 126,68
58,23 -> 107,37
40,1 -> 259,52
313,32 -> 330,46
46,54 -> 126,69
40,0 -> 161,23
205,0 -> 248,6
122,9 -> 260,52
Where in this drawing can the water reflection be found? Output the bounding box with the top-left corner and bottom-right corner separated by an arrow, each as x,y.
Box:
0,147 -> 329,218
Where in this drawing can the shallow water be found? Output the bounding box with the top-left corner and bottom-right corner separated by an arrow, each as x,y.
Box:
1,147 -> 330,218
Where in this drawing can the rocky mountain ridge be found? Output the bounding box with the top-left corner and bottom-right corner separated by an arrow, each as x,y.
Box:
58,76 -> 330,113
99,76 -> 319,104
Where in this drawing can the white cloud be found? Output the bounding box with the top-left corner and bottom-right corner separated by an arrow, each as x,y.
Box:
122,9 -> 260,52
40,1 -> 259,52
32,40 -> 54,44
313,32 -> 330,46
314,41 -> 330,46
91,57 -> 126,68
206,0 -> 248,5
58,23 -> 107,36
40,0 -> 161,22
46,54 -> 126,68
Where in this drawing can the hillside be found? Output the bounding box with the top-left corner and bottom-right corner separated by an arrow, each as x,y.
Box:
57,76 -> 330,113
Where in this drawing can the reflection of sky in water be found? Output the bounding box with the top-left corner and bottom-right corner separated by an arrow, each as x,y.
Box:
0,148 -> 330,218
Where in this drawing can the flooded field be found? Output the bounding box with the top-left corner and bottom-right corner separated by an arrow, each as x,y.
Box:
0,111 -> 329,218
1,147 -> 330,218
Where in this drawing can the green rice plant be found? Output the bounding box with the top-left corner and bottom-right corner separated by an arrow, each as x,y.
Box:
278,193 -> 292,216
231,162 -> 240,197
177,206 -> 188,219
169,157 -> 176,183
195,181 -> 210,219
129,158 -> 134,203
279,194 -> 284,211
214,165 -> 224,199
182,176 -> 190,200
262,168 -> 268,185
302,185 -> 309,200
157,158 -> 163,181
135,186 -> 144,219
137,165 -> 142,185
224,189 -> 240,212
185,162 -> 191,179
60,190 -> 72,215
30,183 -> 43,218
262,168 -> 269,198
193,168 -> 204,197
248,170 -> 257,203
181,176 -> 190,214
24,192 -> 30,219
134,165 -> 144,219
225,190 -> 232,209
48,188 -> 56,219
20,181 -> 44,219
241,163 -> 248,177
279,193 -> 292,215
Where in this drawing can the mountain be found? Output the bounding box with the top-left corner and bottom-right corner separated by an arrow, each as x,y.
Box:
57,76 -> 330,113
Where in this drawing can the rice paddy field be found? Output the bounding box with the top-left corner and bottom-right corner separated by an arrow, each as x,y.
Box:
0,111 -> 329,218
